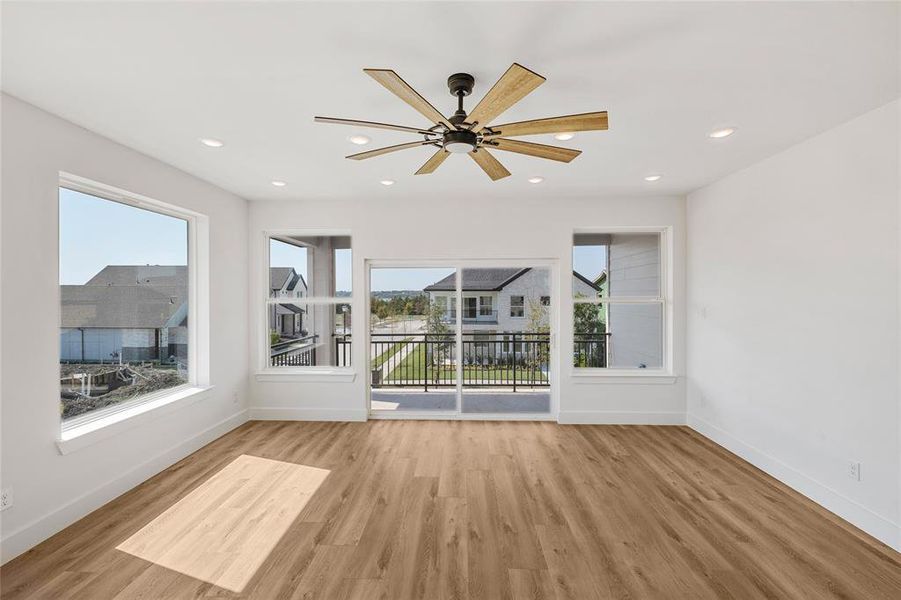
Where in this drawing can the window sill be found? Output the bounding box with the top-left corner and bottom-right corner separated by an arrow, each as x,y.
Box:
255,369 -> 357,383
570,371 -> 678,385
57,385 -> 214,455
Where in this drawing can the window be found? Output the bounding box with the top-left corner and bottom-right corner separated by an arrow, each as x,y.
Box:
573,232 -> 664,369
479,295 -> 494,316
510,295 -> 524,318
540,296 -> 550,306
266,234 -> 352,368
464,297 -> 478,319
59,186 -> 192,423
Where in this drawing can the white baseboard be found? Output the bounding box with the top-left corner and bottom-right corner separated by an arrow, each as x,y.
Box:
0,409 -> 249,565
557,411 -> 686,425
688,414 -> 901,553
249,406 -> 367,421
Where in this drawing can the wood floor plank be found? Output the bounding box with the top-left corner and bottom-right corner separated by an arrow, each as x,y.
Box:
507,568 -> 555,600
2,422 -> 899,600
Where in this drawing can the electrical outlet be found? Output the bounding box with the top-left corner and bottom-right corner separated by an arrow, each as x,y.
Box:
0,488 -> 12,511
849,461 -> 861,481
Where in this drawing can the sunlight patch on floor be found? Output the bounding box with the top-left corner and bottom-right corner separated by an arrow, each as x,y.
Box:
116,454 -> 329,592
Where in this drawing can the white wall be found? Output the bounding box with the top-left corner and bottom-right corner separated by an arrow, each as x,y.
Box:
0,94 -> 250,562
249,194 -> 686,423
686,100 -> 901,550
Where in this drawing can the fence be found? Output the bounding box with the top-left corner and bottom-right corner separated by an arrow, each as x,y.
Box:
371,332 -> 550,391
573,332 -> 610,368
270,334 -> 318,367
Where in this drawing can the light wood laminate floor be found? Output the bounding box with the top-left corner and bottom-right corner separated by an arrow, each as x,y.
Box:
2,421 -> 899,599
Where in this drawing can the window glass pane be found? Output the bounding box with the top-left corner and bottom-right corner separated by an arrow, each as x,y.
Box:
268,235 -> 351,298
370,267 -> 457,412
510,295 -> 524,317
59,187 -> 189,421
269,239 -> 307,299
269,302 -> 351,367
573,302 -> 662,369
573,232 -> 660,298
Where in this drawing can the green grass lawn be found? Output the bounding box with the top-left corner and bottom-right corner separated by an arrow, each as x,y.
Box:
384,343 -> 548,384
370,338 -> 411,370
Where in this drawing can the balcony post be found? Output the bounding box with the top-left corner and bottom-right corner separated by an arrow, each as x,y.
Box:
512,333 -> 517,393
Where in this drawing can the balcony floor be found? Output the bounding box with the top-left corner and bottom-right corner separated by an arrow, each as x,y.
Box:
371,389 -> 550,413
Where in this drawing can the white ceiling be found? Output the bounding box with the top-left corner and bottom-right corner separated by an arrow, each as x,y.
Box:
2,2 -> 898,201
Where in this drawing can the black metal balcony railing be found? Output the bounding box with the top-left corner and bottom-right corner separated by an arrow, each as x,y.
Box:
573,332 -> 611,368
270,334 -> 318,367
334,333 -> 352,367
370,332 -> 549,391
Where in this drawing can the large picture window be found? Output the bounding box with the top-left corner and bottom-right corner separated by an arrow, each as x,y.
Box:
572,232 -> 664,369
266,234 -> 352,369
59,186 -> 191,423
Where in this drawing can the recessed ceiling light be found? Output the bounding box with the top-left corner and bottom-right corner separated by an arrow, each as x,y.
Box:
527,176 -> 544,184
708,127 -> 736,139
644,174 -> 662,182
271,180 -> 287,187
348,135 -> 371,145
199,137 -> 224,148
380,179 -> 395,186
554,132 -> 575,141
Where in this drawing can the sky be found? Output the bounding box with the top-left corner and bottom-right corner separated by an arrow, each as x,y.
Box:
572,245 -> 607,281
60,187 -> 607,291
59,188 -> 187,285
370,268 -> 455,292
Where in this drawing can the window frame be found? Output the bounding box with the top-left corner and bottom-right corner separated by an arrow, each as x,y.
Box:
510,295 -> 525,318
479,295 -> 494,316
259,229 -> 354,375
57,173 -> 211,440
571,227 -> 672,377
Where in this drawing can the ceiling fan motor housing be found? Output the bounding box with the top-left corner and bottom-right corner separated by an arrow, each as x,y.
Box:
444,129 -> 478,153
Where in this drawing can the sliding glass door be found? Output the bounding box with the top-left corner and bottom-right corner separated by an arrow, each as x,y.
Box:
369,267 -> 458,413
459,267 -> 552,414
368,263 -> 554,418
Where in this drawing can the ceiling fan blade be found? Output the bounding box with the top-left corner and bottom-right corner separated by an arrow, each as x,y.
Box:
315,117 -> 439,136
346,140 -> 437,160
488,138 -> 582,163
467,63 -> 546,133
415,149 -> 450,175
469,148 -> 511,181
364,69 -> 455,130
482,111 -> 608,138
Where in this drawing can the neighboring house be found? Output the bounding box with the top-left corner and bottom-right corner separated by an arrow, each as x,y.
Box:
60,265 -> 188,363
60,265 -> 310,363
424,268 -> 598,335
269,266 -> 308,337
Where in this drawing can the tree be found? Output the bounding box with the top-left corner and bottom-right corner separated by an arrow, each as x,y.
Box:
525,298 -> 550,373
573,293 -> 605,367
425,300 -> 449,383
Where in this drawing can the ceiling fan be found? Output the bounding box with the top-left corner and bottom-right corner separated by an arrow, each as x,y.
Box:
314,63 -> 608,181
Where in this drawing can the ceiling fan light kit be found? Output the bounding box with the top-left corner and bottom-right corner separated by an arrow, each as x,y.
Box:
315,63 -> 608,181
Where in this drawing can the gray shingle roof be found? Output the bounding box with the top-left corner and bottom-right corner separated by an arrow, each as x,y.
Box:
63,265 -> 187,329
424,268 -> 528,292
426,268 -> 602,293
61,284 -> 186,328
86,265 -> 187,287
270,267 -> 294,291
